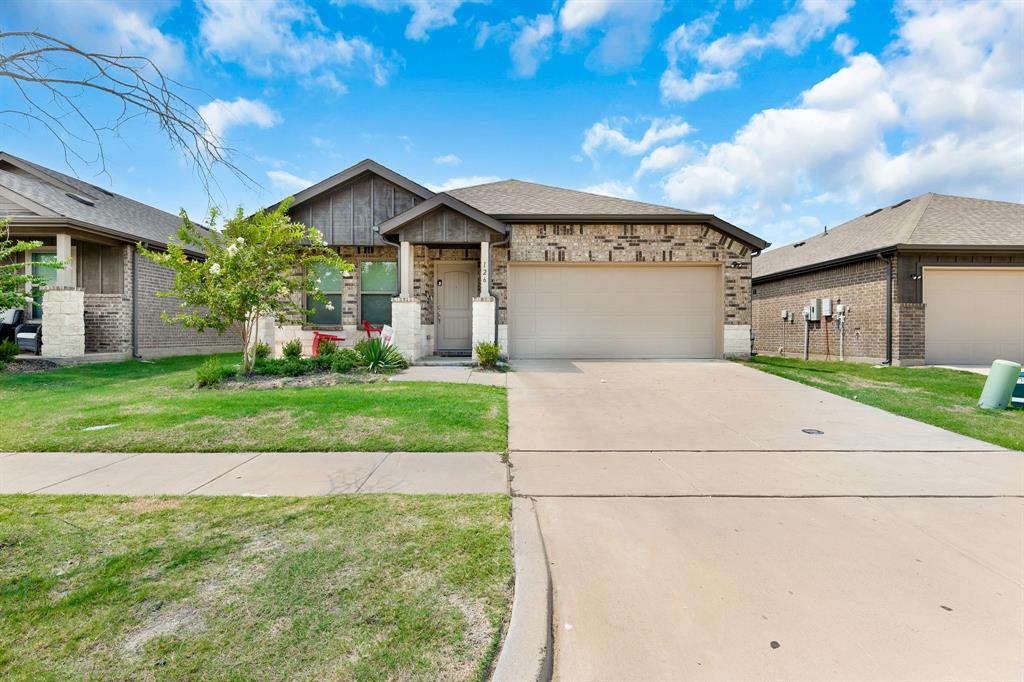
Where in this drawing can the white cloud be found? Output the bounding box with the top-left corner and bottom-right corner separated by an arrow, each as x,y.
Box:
510,14 -> 556,77
433,153 -> 462,166
581,180 -> 638,199
583,117 -> 692,157
661,0 -> 853,103
198,98 -> 282,142
558,0 -> 664,71
832,32 -> 857,57
267,170 -> 313,191
652,0 -> 1024,243
426,175 -> 501,192
8,0 -> 185,73
342,0 -> 479,41
635,143 -> 694,177
198,0 -> 395,89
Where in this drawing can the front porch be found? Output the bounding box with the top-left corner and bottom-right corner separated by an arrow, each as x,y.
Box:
262,192 -> 508,363
4,229 -> 133,362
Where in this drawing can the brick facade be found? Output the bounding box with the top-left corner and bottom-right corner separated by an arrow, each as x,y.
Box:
83,245 -> 132,353
497,223 -> 752,327
752,258 -> 891,362
135,252 -> 241,355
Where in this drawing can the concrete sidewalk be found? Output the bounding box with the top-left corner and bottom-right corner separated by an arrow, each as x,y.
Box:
1,451 -> 508,496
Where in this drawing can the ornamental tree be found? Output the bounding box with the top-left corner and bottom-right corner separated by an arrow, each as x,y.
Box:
0,221 -> 65,311
138,199 -> 350,373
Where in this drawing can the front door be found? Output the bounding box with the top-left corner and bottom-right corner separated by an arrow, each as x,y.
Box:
435,262 -> 476,352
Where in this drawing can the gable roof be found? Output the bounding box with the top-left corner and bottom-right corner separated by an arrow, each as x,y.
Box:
447,178 -> 768,250
269,159 -> 434,212
377,192 -> 507,236
753,193 -> 1024,281
0,152 -> 197,253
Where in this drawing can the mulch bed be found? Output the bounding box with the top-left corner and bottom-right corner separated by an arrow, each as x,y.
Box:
2,357 -> 58,373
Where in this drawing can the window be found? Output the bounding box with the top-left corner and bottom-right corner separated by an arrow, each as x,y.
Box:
30,252 -> 58,319
360,261 -> 397,326
306,263 -> 343,326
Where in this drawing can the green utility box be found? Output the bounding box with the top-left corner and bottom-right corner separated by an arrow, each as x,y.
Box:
978,360 -> 1023,410
1011,370 -> 1024,410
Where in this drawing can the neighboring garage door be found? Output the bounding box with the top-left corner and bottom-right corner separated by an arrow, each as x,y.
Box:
508,264 -> 721,359
923,267 -> 1024,364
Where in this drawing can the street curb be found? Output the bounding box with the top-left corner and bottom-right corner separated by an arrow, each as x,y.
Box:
492,497 -> 553,682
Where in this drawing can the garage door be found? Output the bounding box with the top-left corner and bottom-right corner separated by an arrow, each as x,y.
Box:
923,267 -> 1024,364
508,264 -> 721,359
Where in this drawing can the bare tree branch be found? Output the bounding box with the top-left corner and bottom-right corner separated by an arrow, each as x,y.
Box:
0,31 -> 257,198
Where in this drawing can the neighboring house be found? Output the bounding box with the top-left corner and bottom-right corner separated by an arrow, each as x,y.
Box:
0,152 -> 239,360
259,159 -> 769,361
752,193 -> 1024,366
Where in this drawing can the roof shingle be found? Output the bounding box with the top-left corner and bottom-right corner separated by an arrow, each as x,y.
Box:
753,193 -> 1024,280
447,179 -> 697,217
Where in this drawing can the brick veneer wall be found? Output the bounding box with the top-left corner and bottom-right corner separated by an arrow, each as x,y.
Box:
495,223 -> 752,326
893,302 -> 926,364
83,245 -> 132,353
752,256 -> 898,362
135,252 -> 240,354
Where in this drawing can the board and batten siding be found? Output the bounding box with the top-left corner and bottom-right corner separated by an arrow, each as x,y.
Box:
393,207 -> 499,244
291,174 -> 421,246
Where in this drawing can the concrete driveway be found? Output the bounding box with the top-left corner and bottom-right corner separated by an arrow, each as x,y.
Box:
507,360 -> 1024,681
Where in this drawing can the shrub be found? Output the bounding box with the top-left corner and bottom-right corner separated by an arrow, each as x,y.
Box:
474,341 -> 501,368
309,353 -> 333,370
253,357 -> 312,377
316,339 -> 338,356
0,339 -> 19,365
356,337 -> 408,374
195,357 -> 231,388
282,338 -> 302,360
330,348 -> 362,373
253,341 -> 271,362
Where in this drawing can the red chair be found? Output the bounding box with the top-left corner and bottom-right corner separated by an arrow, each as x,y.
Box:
312,331 -> 344,356
361,319 -> 383,339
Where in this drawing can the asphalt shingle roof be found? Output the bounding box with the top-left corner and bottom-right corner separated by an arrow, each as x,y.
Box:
753,193 -> 1024,280
0,152 -> 192,249
447,179 -> 697,217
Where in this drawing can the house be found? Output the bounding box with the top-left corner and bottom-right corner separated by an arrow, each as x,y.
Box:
0,152 -> 239,360
258,159 -> 769,361
751,193 -> 1024,366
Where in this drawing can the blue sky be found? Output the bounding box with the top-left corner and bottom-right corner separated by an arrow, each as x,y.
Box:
3,0 -> 1022,248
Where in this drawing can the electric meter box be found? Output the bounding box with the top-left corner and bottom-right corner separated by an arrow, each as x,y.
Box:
807,298 -> 821,321
821,298 -> 833,317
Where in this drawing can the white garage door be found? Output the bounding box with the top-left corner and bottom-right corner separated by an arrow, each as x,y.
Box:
924,267 -> 1024,365
508,264 -> 721,359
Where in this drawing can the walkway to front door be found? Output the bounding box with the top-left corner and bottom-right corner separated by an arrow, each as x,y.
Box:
435,262 -> 476,352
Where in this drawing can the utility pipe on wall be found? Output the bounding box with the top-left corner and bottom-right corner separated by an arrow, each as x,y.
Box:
803,310 -> 810,361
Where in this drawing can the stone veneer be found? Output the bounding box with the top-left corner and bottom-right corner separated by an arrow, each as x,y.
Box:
41,288 -> 85,358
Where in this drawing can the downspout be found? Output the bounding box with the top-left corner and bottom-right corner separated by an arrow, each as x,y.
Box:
131,244 -> 141,359
878,253 -> 893,365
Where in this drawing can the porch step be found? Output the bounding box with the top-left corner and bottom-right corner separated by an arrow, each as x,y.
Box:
415,355 -> 476,367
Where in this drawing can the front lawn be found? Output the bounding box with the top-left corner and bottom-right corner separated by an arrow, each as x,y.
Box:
742,356 -> 1023,451
0,494 -> 512,681
0,355 -> 506,452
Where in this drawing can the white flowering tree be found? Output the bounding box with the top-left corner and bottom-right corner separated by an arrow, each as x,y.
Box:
139,199 -> 350,372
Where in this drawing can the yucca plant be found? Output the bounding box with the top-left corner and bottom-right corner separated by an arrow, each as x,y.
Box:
355,337 -> 408,374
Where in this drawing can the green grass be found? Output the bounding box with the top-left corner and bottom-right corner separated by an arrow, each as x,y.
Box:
0,494 -> 512,681
0,355 -> 507,452
742,356 -> 1023,451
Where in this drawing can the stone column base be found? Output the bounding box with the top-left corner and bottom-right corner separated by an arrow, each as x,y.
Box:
391,298 -> 422,361
41,288 -> 86,358
472,297 -> 496,359
724,324 -> 752,359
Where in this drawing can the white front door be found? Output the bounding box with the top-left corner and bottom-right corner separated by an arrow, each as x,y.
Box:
435,262 -> 477,351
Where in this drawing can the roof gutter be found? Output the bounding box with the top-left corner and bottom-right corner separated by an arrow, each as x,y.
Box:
5,215 -> 205,259
752,246 -> 899,284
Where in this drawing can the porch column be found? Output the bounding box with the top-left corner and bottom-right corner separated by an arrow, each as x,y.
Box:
55,232 -> 75,288
479,240 -> 490,297
399,240 -> 413,298
41,288 -> 85,358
